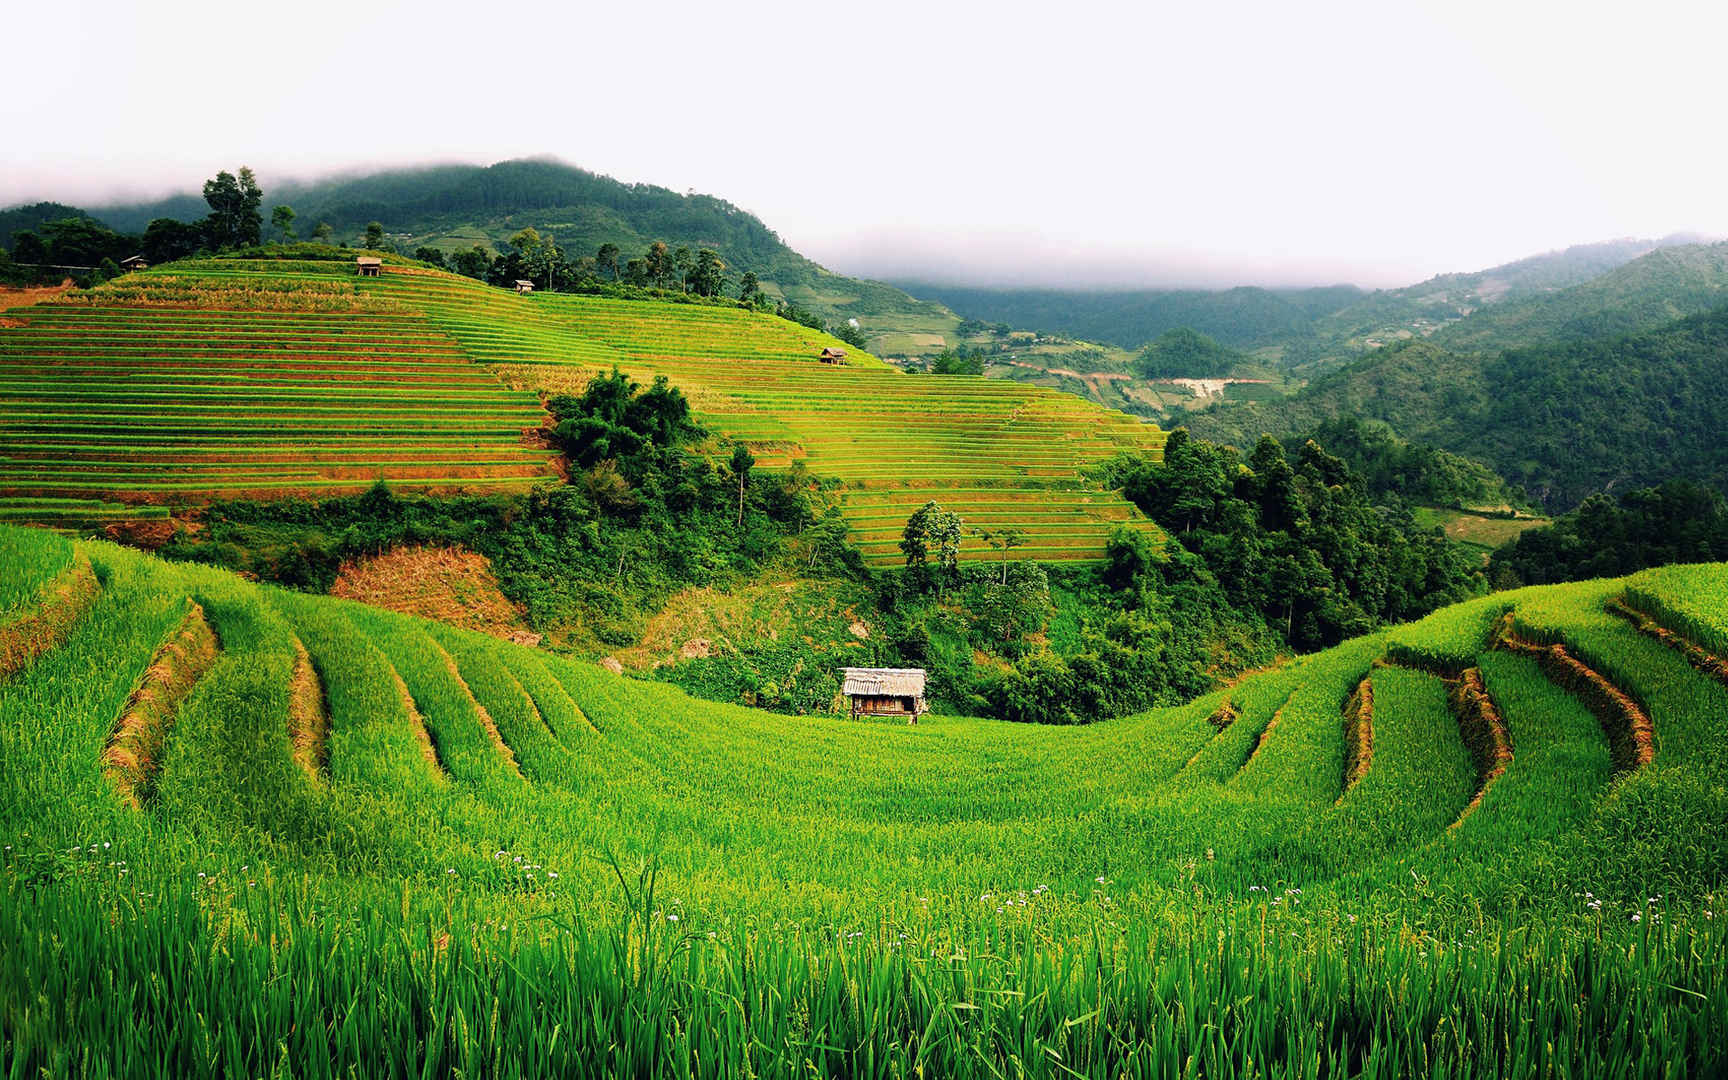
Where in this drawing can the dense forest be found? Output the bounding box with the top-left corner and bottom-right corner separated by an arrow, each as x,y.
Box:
1186,303 -> 1728,511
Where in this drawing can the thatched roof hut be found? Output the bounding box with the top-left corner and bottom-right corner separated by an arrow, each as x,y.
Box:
841,667 -> 928,722
819,346 -> 847,364
514,279 -> 535,294
355,256 -> 383,277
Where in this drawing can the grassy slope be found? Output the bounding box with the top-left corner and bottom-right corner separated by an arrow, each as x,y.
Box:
1,527 -> 1725,1074
0,252 -> 1166,565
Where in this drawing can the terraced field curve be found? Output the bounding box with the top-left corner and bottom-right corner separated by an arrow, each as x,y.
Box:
0,254 -> 1165,563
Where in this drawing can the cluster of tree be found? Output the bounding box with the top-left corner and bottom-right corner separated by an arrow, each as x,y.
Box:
418,234 -> 757,303
1489,480 -> 1728,587
1,166 -> 322,285
1107,430 -> 1480,649
927,349 -> 985,375
1297,416 -> 1520,510
1137,327 -> 1245,379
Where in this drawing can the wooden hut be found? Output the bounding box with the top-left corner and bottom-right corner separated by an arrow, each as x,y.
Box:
355,256 -> 383,277
841,667 -> 928,723
514,279 -> 536,294
819,346 -> 847,364
119,254 -> 148,272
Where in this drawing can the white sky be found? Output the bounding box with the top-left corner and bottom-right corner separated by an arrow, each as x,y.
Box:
3,0 -> 1723,288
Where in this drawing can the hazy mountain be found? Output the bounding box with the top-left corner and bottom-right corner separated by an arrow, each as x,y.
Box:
73,158 -> 958,329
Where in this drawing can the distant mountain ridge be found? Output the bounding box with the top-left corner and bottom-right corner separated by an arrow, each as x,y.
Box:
906,235 -> 1712,362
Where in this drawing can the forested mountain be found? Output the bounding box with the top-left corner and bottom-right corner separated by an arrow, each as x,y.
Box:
907,236 -> 1707,361
0,202 -> 98,251
893,282 -> 1365,350
1426,240 -> 1728,351
1184,304 -> 1728,511
73,159 -> 957,329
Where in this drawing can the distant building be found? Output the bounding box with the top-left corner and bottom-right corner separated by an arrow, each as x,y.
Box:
841,667 -> 928,723
119,254 -> 148,272
355,256 -> 383,278
514,279 -> 535,294
819,346 -> 847,364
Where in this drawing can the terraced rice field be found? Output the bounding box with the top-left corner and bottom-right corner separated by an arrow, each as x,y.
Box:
0,256 -> 1164,561
0,265 -> 556,526
2,528 -> 1724,1075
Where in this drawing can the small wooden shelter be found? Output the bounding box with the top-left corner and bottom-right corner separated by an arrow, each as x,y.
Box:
514,279 -> 536,294
841,667 -> 928,723
355,256 -> 383,277
119,254 -> 148,271
819,346 -> 847,364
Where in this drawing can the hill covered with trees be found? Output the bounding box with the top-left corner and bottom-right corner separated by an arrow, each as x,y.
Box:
72,158 -> 958,333
1184,303 -> 1728,511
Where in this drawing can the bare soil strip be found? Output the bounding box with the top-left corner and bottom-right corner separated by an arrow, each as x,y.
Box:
431,641 -> 522,778
1338,674 -> 1375,802
1233,688 -> 1299,779
1447,667 -> 1514,828
102,601 -> 219,808
1494,613 -> 1654,773
387,666 -> 448,779
1178,700 -> 1238,772
1609,598 -> 1728,689
287,639 -> 330,780
0,555 -> 101,681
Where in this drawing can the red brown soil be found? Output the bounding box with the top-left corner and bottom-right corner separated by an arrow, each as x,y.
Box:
1494,613 -> 1654,773
0,555 -> 101,680
1447,667 -> 1513,827
0,282 -> 70,312
102,601 -> 219,808
1206,700 -> 1239,731
1609,599 -> 1728,689
330,546 -> 540,646
1338,674 -> 1375,801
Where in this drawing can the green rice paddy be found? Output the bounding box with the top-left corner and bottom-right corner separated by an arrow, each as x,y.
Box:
1,527 -> 1724,1076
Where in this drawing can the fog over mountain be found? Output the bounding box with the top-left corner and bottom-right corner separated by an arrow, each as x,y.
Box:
5,0 -> 1728,291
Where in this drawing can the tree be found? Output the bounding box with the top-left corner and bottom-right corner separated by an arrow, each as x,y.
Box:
672,246 -> 693,291
449,245 -> 491,280
644,242 -> 671,289
143,218 -> 203,265
930,349 -> 983,375
312,221 -> 334,244
737,271 -> 761,306
202,167 -> 263,250
687,248 -> 726,297
363,222 -> 385,250
413,246 -> 447,268
270,205 -> 296,243
975,526 -> 1027,585
901,501 -> 963,595
595,242 -> 620,281
730,444 -> 755,527
10,231 -> 47,265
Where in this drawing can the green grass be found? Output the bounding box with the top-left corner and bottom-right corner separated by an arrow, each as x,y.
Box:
3,541 -> 1726,1075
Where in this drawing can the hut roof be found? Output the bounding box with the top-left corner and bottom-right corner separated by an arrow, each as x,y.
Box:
820,346 -> 847,357
354,256 -> 383,266
119,254 -> 146,266
514,279 -> 535,287
841,667 -> 927,697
